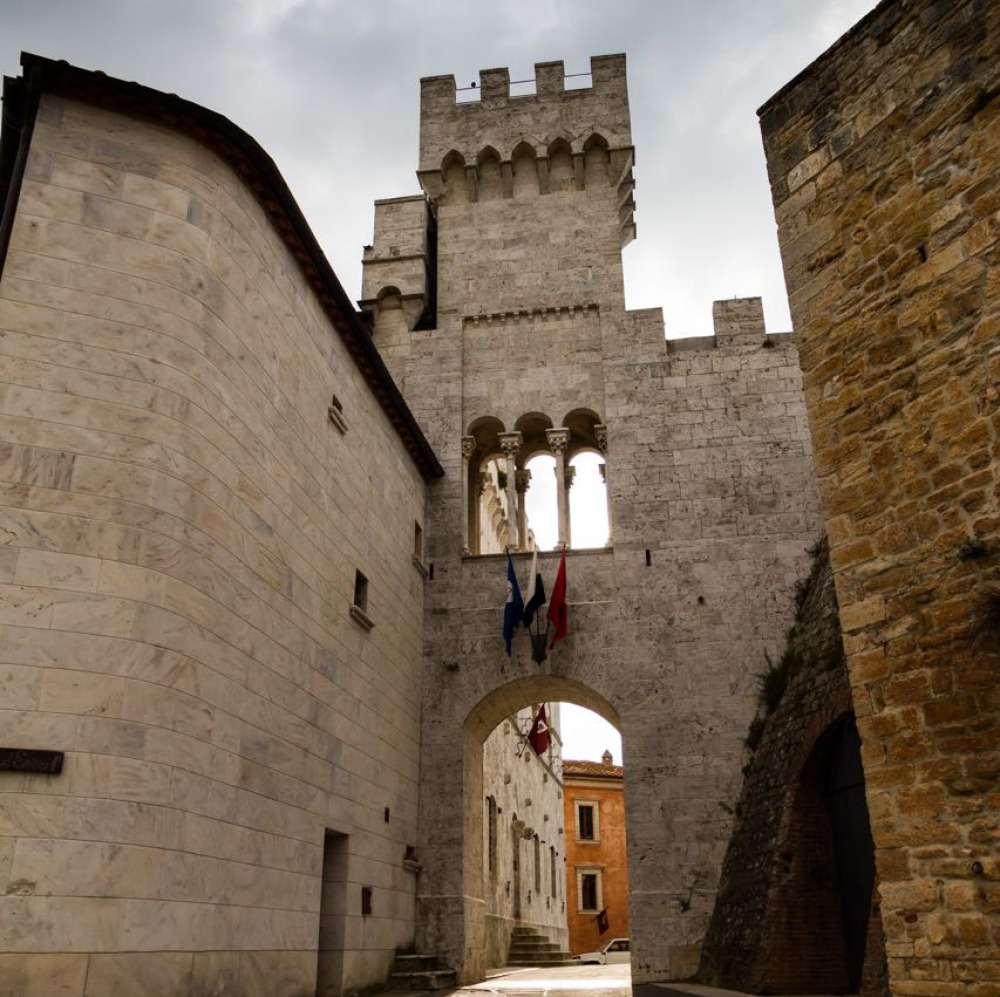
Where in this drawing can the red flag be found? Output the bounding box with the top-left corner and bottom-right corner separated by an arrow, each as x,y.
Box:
547,549 -> 567,647
528,704 -> 550,756
596,908 -> 610,935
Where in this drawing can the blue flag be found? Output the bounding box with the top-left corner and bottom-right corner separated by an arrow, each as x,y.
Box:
503,552 -> 524,655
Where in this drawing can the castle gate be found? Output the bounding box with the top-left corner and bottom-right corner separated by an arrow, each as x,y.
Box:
362,55 -> 824,983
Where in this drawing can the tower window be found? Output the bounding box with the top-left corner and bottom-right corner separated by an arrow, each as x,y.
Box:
350,570 -> 374,630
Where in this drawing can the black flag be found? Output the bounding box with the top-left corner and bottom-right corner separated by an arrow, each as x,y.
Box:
522,543 -> 546,628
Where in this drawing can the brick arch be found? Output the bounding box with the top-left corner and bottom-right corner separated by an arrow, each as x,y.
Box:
751,707 -> 879,995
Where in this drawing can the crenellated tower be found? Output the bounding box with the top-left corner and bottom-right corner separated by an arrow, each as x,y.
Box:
362,55 -> 824,989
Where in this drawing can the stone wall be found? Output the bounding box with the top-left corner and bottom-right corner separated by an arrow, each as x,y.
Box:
481,707 -> 567,967
0,92 -> 429,996
699,539 -> 888,995
759,1 -> 1000,992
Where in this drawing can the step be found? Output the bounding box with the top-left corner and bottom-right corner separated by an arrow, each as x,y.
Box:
393,954 -> 439,972
389,969 -> 458,990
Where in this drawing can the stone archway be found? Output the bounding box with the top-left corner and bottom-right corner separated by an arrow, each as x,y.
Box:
416,674 -> 620,983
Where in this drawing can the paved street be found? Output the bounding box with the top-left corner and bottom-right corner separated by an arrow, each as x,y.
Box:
384,964 -> 838,997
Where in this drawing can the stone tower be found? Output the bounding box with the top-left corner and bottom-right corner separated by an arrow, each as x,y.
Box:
363,55 -> 824,983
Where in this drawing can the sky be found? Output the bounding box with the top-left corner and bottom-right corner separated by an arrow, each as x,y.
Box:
2,0 -> 879,337
558,703 -> 622,765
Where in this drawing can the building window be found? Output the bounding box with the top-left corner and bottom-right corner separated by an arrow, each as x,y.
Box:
412,522 -> 429,577
534,834 -> 541,892
550,845 -> 556,898
328,393 -> 348,434
577,868 -> 602,912
487,796 -> 498,877
350,570 -> 374,630
576,801 -> 598,842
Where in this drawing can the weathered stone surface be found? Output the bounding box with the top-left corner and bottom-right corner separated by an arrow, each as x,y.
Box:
366,58 -> 823,985
759,0 -> 1000,992
0,89 -> 430,995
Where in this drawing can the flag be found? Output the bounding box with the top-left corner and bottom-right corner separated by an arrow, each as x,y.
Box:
527,704 -> 550,755
502,552 -> 524,655
522,542 -> 546,629
596,908 -> 610,935
547,548 -> 568,647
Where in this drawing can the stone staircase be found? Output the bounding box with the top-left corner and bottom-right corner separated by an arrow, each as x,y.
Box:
506,924 -> 573,967
389,952 -> 457,991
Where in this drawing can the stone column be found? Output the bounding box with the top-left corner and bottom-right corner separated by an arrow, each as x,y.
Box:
498,432 -> 523,549
461,436 -> 475,555
564,465 -> 576,549
596,423 -> 612,546
515,469 -> 531,549
545,428 -> 570,548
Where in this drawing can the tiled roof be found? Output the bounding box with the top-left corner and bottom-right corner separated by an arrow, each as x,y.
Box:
563,759 -> 623,778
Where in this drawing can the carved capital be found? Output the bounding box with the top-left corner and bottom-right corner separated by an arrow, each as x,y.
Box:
461,435 -> 476,461
498,431 -> 523,459
545,428 -> 570,455
515,469 -> 532,494
595,424 -> 608,452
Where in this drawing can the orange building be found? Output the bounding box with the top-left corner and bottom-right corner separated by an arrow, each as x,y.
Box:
562,751 -> 629,955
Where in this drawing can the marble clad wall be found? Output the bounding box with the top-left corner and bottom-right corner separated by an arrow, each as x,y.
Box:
0,94 -> 428,996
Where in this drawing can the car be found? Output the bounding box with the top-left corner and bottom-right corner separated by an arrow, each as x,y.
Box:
572,937 -> 630,965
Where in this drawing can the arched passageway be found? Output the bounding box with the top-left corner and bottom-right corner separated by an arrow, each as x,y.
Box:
417,676 -> 628,983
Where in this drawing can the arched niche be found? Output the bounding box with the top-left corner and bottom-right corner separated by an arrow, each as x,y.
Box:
547,137 -> 575,193
371,285 -> 409,343
583,134 -> 611,188
442,150 -> 469,204
477,146 -> 504,201
511,141 -> 539,200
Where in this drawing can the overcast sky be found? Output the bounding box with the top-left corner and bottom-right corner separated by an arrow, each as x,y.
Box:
2,0 -> 879,337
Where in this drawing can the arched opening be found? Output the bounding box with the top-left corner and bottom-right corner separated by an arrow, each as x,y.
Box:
451,678 -> 628,979
755,713 -> 879,994
466,416 -> 509,555
524,452 -> 557,550
568,451 -> 609,549
564,408 -> 610,548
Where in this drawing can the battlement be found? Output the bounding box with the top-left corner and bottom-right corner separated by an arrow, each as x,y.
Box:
421,53 -> 627,108
419,54 -> 632,174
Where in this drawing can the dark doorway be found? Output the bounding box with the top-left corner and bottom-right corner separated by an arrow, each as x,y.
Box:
316,830 -> 349,996
827,715 -> 876,992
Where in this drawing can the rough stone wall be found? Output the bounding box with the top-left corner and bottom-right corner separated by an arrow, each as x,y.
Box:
369,55 -> 825,983
0,95 -> 428,996
759,1 -> 1000,993
699,539 -> 888,995
481,708 -> 567,967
